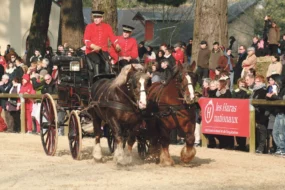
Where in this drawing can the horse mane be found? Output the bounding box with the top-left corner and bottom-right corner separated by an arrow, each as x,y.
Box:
110,64 -> 145,89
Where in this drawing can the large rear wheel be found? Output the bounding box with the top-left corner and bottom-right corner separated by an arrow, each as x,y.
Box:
68,110 -> 82,160
40,94 -> 58,156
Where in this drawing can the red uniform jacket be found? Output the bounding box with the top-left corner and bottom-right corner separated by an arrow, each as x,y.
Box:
84,22 -> 117,54
109,36 -> 138,63
172,49 -> 184,64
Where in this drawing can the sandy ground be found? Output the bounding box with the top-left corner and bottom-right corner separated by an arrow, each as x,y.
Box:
0,133 -> 285,190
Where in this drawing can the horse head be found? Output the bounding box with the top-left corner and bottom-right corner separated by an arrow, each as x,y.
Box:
175,61 -> 197,104
126,64 -> 150,110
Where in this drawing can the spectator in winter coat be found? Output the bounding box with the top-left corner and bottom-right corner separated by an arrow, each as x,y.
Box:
218,49 -> 235,91
19,74 -> 36,133
232,78 -> 250,151
215,79 -> 234,149
0,74 -> 13,131
186,38 -> 192,63
29,49 -> 42,63
138,42 -> 147,61
241,47 -> 257,78
164,48 -> 176,69
234,45 -> 247,83
172,42 -> 184,65
268,21 -> 280,55
209,42 -> 223,79
11,57 -> 24,80
6,77 -> 21,133
279,34 -> 285,55
251,75 -> 268,154
197,40 -> 211,86
266,54 -> 282,77
41,74 -> 57,94
0,54 -> 7,71
266,74 -> 285,155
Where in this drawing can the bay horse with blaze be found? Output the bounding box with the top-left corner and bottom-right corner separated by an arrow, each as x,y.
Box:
147,62 -> 197,166
88,64 -> 149,165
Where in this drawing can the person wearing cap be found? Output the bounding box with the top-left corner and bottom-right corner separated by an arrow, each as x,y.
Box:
172,42 -> 184,65
29,49 -> 42,63
209,42 -> 223,80
84,10 -> 120,76
241,47 -> 257,78
197,40 -> 211,86
110,25 -> 138,68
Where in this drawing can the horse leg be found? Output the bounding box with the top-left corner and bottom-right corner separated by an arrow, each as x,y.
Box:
90,109 -> 103,162
146,119 -> 161,163
159,129 -> 174,166
127,127 -> 137,154
180,131 -> 196,163
111,119 -> 132,165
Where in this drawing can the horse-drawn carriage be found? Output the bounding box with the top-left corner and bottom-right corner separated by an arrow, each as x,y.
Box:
39,54 -> 150,161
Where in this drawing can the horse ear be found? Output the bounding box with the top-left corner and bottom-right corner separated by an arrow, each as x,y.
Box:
131,64 -> 137,72
177,63 -> 183,72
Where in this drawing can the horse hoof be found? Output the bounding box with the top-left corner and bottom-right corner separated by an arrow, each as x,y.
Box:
159,159 -> 174,167
180,146 -> 196,163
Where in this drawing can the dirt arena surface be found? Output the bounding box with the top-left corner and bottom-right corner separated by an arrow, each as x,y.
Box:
0,133 -> 285,190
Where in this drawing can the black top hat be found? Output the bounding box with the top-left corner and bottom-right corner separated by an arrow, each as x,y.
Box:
92,11 -> 104,17
122,25 -> 135,32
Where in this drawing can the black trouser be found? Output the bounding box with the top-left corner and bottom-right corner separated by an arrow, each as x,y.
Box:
216,135 -> 234,149
269,44 -> 278,55
10,111 -> 20,133
86,51 -> 111,82
196,66 -> 209,87
256,123 -> 267,152
236,137 -> 247,151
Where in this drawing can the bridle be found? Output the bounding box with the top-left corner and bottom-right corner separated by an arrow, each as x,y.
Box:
175,72 -> 195,104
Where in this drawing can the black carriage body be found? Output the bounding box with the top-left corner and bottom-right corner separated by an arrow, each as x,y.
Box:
52,56 -> 90,108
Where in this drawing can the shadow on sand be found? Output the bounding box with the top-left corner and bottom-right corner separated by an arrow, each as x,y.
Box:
172,156 -> 215,168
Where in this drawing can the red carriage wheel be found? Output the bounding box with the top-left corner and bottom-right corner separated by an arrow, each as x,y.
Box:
68,110 -> 82,160
40,94 -> 58,156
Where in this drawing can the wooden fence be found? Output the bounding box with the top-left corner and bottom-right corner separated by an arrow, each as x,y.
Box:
0,94 -> 58,133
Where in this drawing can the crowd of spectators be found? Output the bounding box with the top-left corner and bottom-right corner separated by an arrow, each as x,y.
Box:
0,43 -> 76,134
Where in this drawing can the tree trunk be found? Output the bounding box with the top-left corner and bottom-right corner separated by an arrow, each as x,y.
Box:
92,0 -> 118,34
60,0 -> 85,50
192,0 -> 228,65
27,0 -> 52,66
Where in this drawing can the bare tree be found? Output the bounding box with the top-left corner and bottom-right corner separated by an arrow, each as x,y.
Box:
27,0 -> 52,66
192,0 -> 228,63
59,0 -> 85,49
92,0 -> 118,34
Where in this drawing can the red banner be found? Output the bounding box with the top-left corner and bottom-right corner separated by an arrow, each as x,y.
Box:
199,98 -> 250,137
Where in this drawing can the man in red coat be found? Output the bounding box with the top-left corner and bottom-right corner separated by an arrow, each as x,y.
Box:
172,42 -> 184,65
110,25 -> 138,69
83,10 -> 120,78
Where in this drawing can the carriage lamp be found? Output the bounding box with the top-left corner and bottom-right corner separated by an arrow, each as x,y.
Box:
70,61 -> 80,71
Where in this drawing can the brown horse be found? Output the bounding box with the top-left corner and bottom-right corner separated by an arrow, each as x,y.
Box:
146,63 -> 197,166
88,64 -> 150,165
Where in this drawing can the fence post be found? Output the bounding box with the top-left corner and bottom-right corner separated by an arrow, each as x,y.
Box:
19,94 -> 26,133
249,105 -> 255,153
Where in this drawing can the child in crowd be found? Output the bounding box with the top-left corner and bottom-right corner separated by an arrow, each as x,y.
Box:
267,74 -> 280,96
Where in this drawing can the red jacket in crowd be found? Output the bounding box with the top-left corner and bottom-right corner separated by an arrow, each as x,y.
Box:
172,49 -> 184,65
0,56 -> 7,70
84,22 -> 117,54
19,74 -> 35,110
